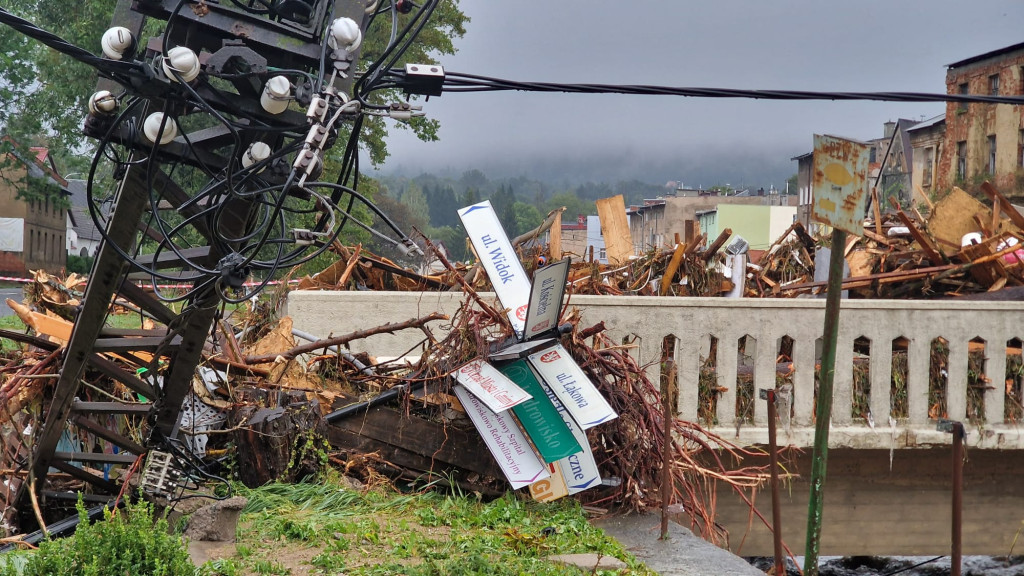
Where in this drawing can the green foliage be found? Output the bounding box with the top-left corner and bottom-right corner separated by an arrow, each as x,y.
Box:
66,254 -> 94,275
2,497 -> 195,576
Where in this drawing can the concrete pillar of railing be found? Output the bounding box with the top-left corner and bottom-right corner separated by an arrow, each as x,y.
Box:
985,328 -> 1008,426
793,334 -> 817,427
716,330 -> 738,428
869,330 -> 894,428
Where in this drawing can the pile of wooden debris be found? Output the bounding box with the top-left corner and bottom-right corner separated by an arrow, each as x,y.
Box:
294,183 -> 1024,300
1,268 -> 775,543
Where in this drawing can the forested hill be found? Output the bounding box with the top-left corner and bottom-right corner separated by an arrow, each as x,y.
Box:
372,170 -> 670,260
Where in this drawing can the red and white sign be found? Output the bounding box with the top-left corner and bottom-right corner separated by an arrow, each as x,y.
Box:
454,359 -> 532,413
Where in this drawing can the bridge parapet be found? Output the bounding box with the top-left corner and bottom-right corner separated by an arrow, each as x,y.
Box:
287,291 -> 1024,449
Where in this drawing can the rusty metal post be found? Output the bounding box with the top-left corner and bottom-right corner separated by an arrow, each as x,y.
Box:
661,357 -> 676,540
761,388 -> 784,575
803,227 -> 847,576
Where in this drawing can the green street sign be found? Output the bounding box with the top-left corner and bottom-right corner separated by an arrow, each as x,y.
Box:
500,360 -> 582,464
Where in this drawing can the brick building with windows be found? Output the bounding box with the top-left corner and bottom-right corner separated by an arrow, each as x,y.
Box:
0,146 -> 70,275
939,42 -> 1024,195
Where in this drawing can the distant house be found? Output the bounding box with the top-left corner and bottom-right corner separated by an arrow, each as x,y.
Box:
0,145 -> 70,275
695,204 -> 797,251
559,214 -> 607,264
940,42 -> 1024,194
907,114 -> 946,201
66,179 -> 103,257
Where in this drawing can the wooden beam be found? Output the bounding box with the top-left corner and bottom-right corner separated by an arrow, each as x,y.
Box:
895,210 -> 944,265
659,243 -> 687,296
981,181 -> 1024,230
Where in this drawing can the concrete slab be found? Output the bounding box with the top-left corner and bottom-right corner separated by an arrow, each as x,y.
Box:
594,514 -> 763,576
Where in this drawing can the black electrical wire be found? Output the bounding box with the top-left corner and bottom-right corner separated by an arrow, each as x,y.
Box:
428,70 -> 1024,106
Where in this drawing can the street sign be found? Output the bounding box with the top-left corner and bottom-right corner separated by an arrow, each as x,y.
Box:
458,201 -> 531,336
528,343 -> 617,429
540,380 -> 602,494
454,359 -> 532,413
811,134 -> 870,236
454,385 -> 549,489
501,360 -> 582,464
523,258 -> 570,339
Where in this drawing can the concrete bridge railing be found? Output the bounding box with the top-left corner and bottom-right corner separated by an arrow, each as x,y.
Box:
287,291 -> 1024,450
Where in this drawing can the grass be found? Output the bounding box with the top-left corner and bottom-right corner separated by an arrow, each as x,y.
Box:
198,473 -> 654,576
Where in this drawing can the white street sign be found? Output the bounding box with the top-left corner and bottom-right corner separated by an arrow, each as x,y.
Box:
540,379 -> 602,494
523,258 -> 569,339
454,359 -> 532,413
458,201 -> 531,336
454,385 -> 549,489
528,343 -> 618,429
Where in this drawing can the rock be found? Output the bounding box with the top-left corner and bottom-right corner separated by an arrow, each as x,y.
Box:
548,553 -> 628,570
183,496 -> 248,542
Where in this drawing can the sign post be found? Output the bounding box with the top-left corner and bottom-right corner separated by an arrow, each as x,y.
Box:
804,135 -> 869,576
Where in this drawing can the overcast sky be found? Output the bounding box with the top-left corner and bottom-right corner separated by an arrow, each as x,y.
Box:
376,1 -> 1024,186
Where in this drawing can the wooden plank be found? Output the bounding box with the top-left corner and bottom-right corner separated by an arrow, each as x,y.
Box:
549,216 -> 562,260
981,181 -> 1024,230
331,406 -> 504,478
895,210 -> 944,265
929,187 -> 993,254
595,195 -> 633,265
659,243 -> 686,295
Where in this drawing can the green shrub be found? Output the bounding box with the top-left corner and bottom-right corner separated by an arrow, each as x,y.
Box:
65,254 -> 94,275
1,497 -> 195,576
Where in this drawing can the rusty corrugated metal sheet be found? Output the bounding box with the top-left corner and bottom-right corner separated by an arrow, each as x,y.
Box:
811,134 -> 870,235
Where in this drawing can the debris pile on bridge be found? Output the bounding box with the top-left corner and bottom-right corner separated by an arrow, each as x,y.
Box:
291,184 -> 1024,301
1,267 -> 776,543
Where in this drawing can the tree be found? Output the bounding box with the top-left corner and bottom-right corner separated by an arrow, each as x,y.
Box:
426,184 -> 459,228
510,201 -> 542,237
399,182 -> 430,229
544,191 -> 594,223
0,1 -> 468,168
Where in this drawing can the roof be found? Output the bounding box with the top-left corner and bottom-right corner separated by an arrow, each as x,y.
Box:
791,152 -> 813,161
906,114 -> 945,132
66,179 -> 103,242
947,41 -> 1024,69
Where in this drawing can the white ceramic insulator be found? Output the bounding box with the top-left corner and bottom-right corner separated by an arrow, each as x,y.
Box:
242,142 -> 272,170
88,91 -> 118,115
143,112 -> 178,145
328,17 -> 362,52
162,46 -> 201,83
101,27 -> 133,60
261,76 -> 291,115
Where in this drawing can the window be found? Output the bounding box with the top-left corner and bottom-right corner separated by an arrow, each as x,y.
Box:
1020,67 -> 1024,95
598,247 -> 607,260
923,147 -> 934,187
988,135 -> 997,175
956,140 -> 967,181
958,82 -> 969,112
989,74 -> 1001,96
869,147 -> 877,163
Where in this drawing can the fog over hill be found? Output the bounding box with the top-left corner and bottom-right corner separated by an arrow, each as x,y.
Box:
374,143 -> 802,193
